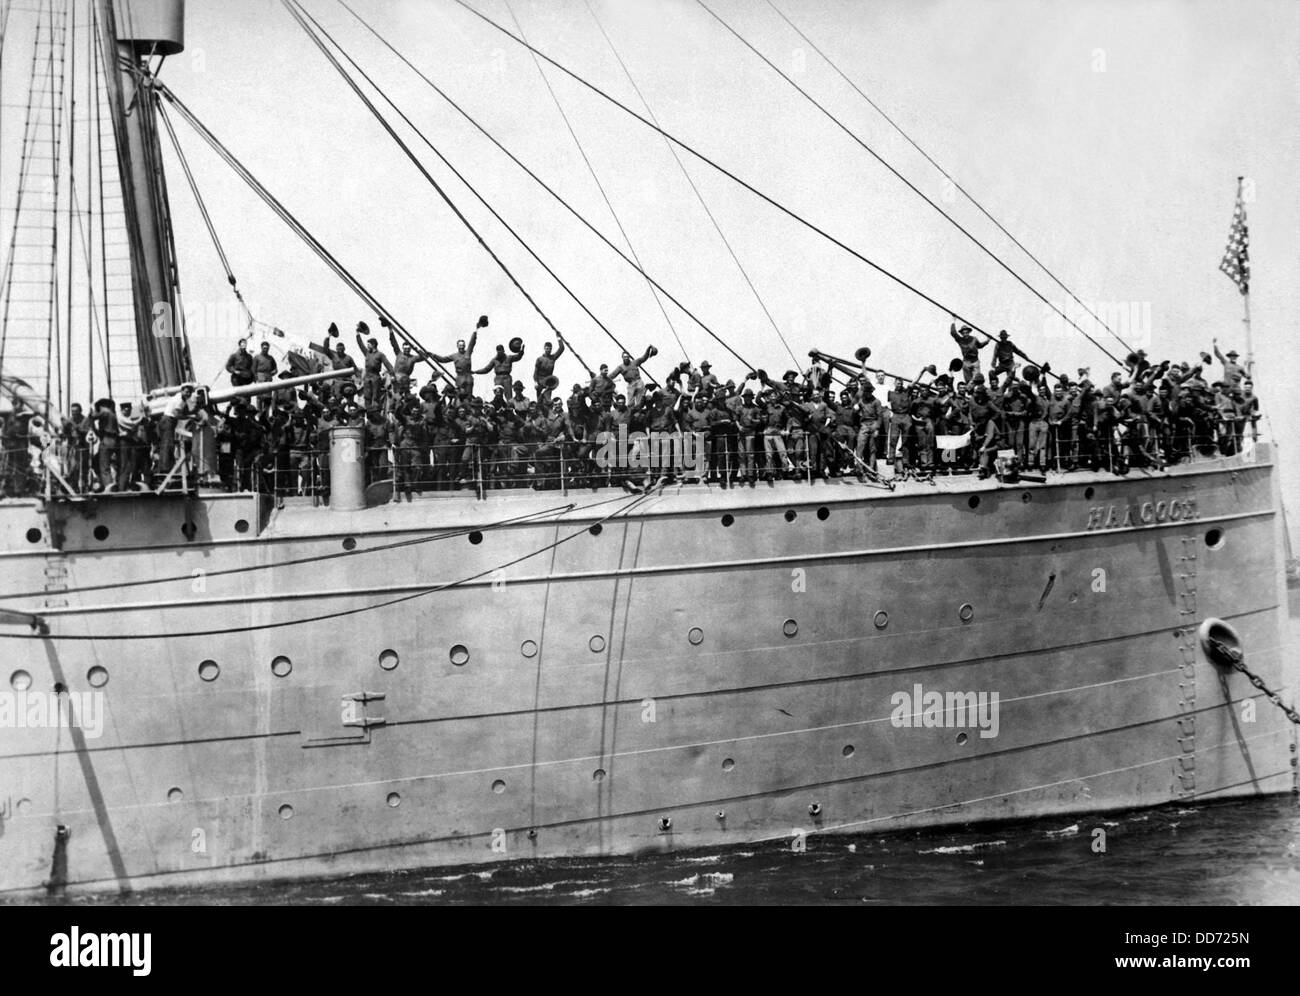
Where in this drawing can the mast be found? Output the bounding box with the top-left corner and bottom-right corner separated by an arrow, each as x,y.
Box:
94,0 -> 189,392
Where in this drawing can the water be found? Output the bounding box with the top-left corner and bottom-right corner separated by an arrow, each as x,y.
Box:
26,794 -> 1300,906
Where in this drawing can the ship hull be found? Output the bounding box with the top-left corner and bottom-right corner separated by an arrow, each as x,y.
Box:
0,449 -> 1294,895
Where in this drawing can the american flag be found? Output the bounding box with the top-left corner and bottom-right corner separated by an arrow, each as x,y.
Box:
1218,179 -> 1250,296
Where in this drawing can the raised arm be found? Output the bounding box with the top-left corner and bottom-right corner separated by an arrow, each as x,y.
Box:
553,338 -> 565,360
637,347 -> 654,367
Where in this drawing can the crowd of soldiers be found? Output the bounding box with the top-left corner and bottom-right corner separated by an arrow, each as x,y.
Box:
0,313 -> 1260,500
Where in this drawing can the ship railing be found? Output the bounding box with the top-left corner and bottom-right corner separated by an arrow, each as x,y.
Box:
0,416 -> 1267,503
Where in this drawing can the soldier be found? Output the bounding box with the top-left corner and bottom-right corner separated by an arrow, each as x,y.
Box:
388,327 -> 419,401
886,378 -> 911,463
116,401 -> 148,492
988,330 -> 1017,390
63,402 -> 91,492
429,316 -> 486,399
698,361 -> 720,397
354,324 -> 394,408
1046,383 -> 1075,471
225,338 -> 254,387
1213,338 -> 1247,387
533,339 -> 565,404
477,339 -> 525,397
611,346 -> 656,410
589,363 -> 616,406
391,399 -> 424,502
949,319 -> 988,383
854,382 -> 885,475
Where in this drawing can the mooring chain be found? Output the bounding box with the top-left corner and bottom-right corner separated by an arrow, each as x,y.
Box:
1207,638 -> 1300,726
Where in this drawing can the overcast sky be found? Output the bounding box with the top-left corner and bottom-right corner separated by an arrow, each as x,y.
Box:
5,0 -> 1299,509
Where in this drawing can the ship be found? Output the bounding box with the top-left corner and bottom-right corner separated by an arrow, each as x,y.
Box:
0,0 -> 1295,897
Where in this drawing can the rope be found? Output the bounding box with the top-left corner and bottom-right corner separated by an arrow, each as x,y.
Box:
764,0 -> 1134,359
11,486 -> 658,641
445,0 -> 1091,376
503,0 -> 690,366
154,82 -> 455,384
583,0 -> 799,371
290,3 -> 599,379
334,0 -> 752,376
156,101 -> 256,333
696,0 -> 1125,366
283,0 -> 581,382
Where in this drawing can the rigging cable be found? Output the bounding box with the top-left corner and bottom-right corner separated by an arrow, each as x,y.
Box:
293,2 -> 614,377
156,100 -> 256,333
282,0 -> 589,379
6,485 -> 659,641
333,0 -> 755,375
444,0 -> 1094,377
765,0 -> 1132,358
694,0 -> 1128,364
502,0 -> 690,366
154,82 -> 456,384
583,0 -> 799,370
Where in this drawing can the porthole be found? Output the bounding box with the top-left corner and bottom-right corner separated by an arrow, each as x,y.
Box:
959,603 -> 974,623
659,816 -> 672,831
449,644 -> 470,666
956,732 -> 969,746
378,649 -> 399,671
25,528 -> 41,544
589,635 -> 606,653
967,496 -> 980,510
198,660 -> 220,682
15,798 -> 31,816
816,506 -> 830,521
386,792 -> 401,808
271,655 -> 293,677
234,519 -> 249,534
93,525 -> 110,541
808,802 -> 822,816
592,768 -> 606,782
782,619 -> 798,638
687,627 -> 704,646
1021,491 -> 1032,503
784,509 -> 797,522
1084,486 -> 1096,500
842,744 -> 855,758
468,530 -> 483,545
278,804 -> 294,820
10,670 -> 32,691
588,523 -> 603,536
873,610 -> 889,630
491,779 -> 506,794
342,537 -> 357,551
181,521 -> 197,541
167,787 -> 184,803
520,640 -> 538,659
1205,528 -> 1225,550
721,513 -> 734,527
87,666 -> 109,688
721,757 -> 735,772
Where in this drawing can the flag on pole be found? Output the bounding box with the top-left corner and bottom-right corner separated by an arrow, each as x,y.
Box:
1218,178 -> 1250,296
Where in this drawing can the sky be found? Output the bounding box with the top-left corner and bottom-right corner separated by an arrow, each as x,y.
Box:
3,0 -> 1299,514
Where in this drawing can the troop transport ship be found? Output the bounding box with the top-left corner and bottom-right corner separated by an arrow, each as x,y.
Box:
0,0 -> 1295,896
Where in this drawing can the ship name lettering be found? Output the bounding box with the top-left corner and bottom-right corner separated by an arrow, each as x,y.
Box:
1086,499 -> 1197,531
